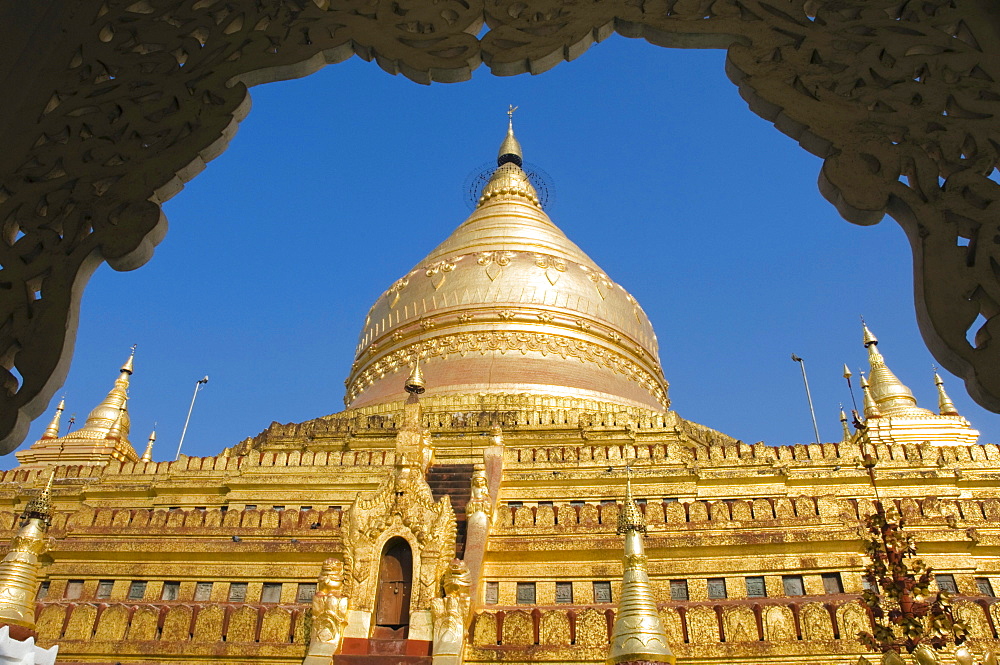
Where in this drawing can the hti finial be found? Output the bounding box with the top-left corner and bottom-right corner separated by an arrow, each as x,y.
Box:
121,344 -> 137,375
141,427 -> 156,462
933,368 -> 960,416
617,464 -> 646,535
498,105 -> 523,167
41,396 -> 66,440
861,318 -> 878,348
22,469 -> 55,525
839,404 -> 853,442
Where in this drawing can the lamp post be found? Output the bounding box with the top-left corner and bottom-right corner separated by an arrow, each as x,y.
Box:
791,354 -> 822,444
175,376 -> 209,460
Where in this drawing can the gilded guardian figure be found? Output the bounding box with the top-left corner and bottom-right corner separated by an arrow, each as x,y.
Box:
308,558 -> 349,657
430,559 -> 472,659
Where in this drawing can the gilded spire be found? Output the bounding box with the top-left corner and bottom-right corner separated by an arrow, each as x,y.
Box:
478,107 -> 540,208
497,104 -> 523,167
840,406 -> 852,443
81,348 -> 134,435
121,344 -> 136,375
140,428 -> 156,462
22,469 -> 54,525
933,370 -> 960,416
106,405 -> 126,441
607,467 -> 675,665
862,323 -> 878,347
404,356 -> 426,395
40,397 -> 65,440
617,470 -> 646,535
861,374 -> 882,419
861,322 -> 931,417
0,470 -> 55,631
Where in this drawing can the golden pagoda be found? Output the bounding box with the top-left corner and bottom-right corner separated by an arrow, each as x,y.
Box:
0,470 -> 53,637
0,120 -> 996,665
607,471 -> 675,665
858,324 -> 980,447
15,349 -> 140,467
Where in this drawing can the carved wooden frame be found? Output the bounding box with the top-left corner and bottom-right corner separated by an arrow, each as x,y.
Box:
1,0 -> 998,452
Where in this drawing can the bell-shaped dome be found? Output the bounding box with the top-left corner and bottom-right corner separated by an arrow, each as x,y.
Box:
344,125 -> 668,412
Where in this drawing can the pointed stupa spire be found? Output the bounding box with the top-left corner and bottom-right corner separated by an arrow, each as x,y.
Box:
80,347 -> 135,435
933,370 -> 960,416
478,106 -> 540,208
617,469 -> 646,535
121,344 -> 136,375
840,406 -> 852,443
40,397 -> 65,440
140,428 -> 156,462
106,405 -> 126,441
860,374 -> 882,419
23,469 -> 55,525
862,322 -> 878,347
607,467 -> 675,665
0,469 -> 55,631
861,321 -> 931,417
498,104 -> 523,167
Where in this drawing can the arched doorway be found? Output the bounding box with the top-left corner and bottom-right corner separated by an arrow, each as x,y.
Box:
374,537 -> 413,639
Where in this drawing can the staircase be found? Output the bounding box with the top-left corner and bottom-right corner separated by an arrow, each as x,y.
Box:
425,463 -> 474,558
334,638 -> 432,665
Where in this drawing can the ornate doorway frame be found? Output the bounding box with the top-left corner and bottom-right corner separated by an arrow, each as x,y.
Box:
0,0 -> 998,451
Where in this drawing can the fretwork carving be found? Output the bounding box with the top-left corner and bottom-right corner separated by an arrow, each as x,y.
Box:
1,0 -> 999,452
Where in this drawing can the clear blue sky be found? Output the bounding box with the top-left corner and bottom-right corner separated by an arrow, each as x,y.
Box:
8,36 -> 997,465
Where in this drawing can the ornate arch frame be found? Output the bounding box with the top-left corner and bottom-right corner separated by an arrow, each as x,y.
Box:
1,0 -> 999,451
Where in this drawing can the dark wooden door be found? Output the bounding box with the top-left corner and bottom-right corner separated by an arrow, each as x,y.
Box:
375,538 -> 412,630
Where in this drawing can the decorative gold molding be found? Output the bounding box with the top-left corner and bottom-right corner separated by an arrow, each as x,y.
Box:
1,0 -> 999,451
346,332 -> 669,408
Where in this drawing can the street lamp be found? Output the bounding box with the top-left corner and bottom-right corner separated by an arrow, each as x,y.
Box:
175,376 -> 209,460
791,354 -> 822,444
